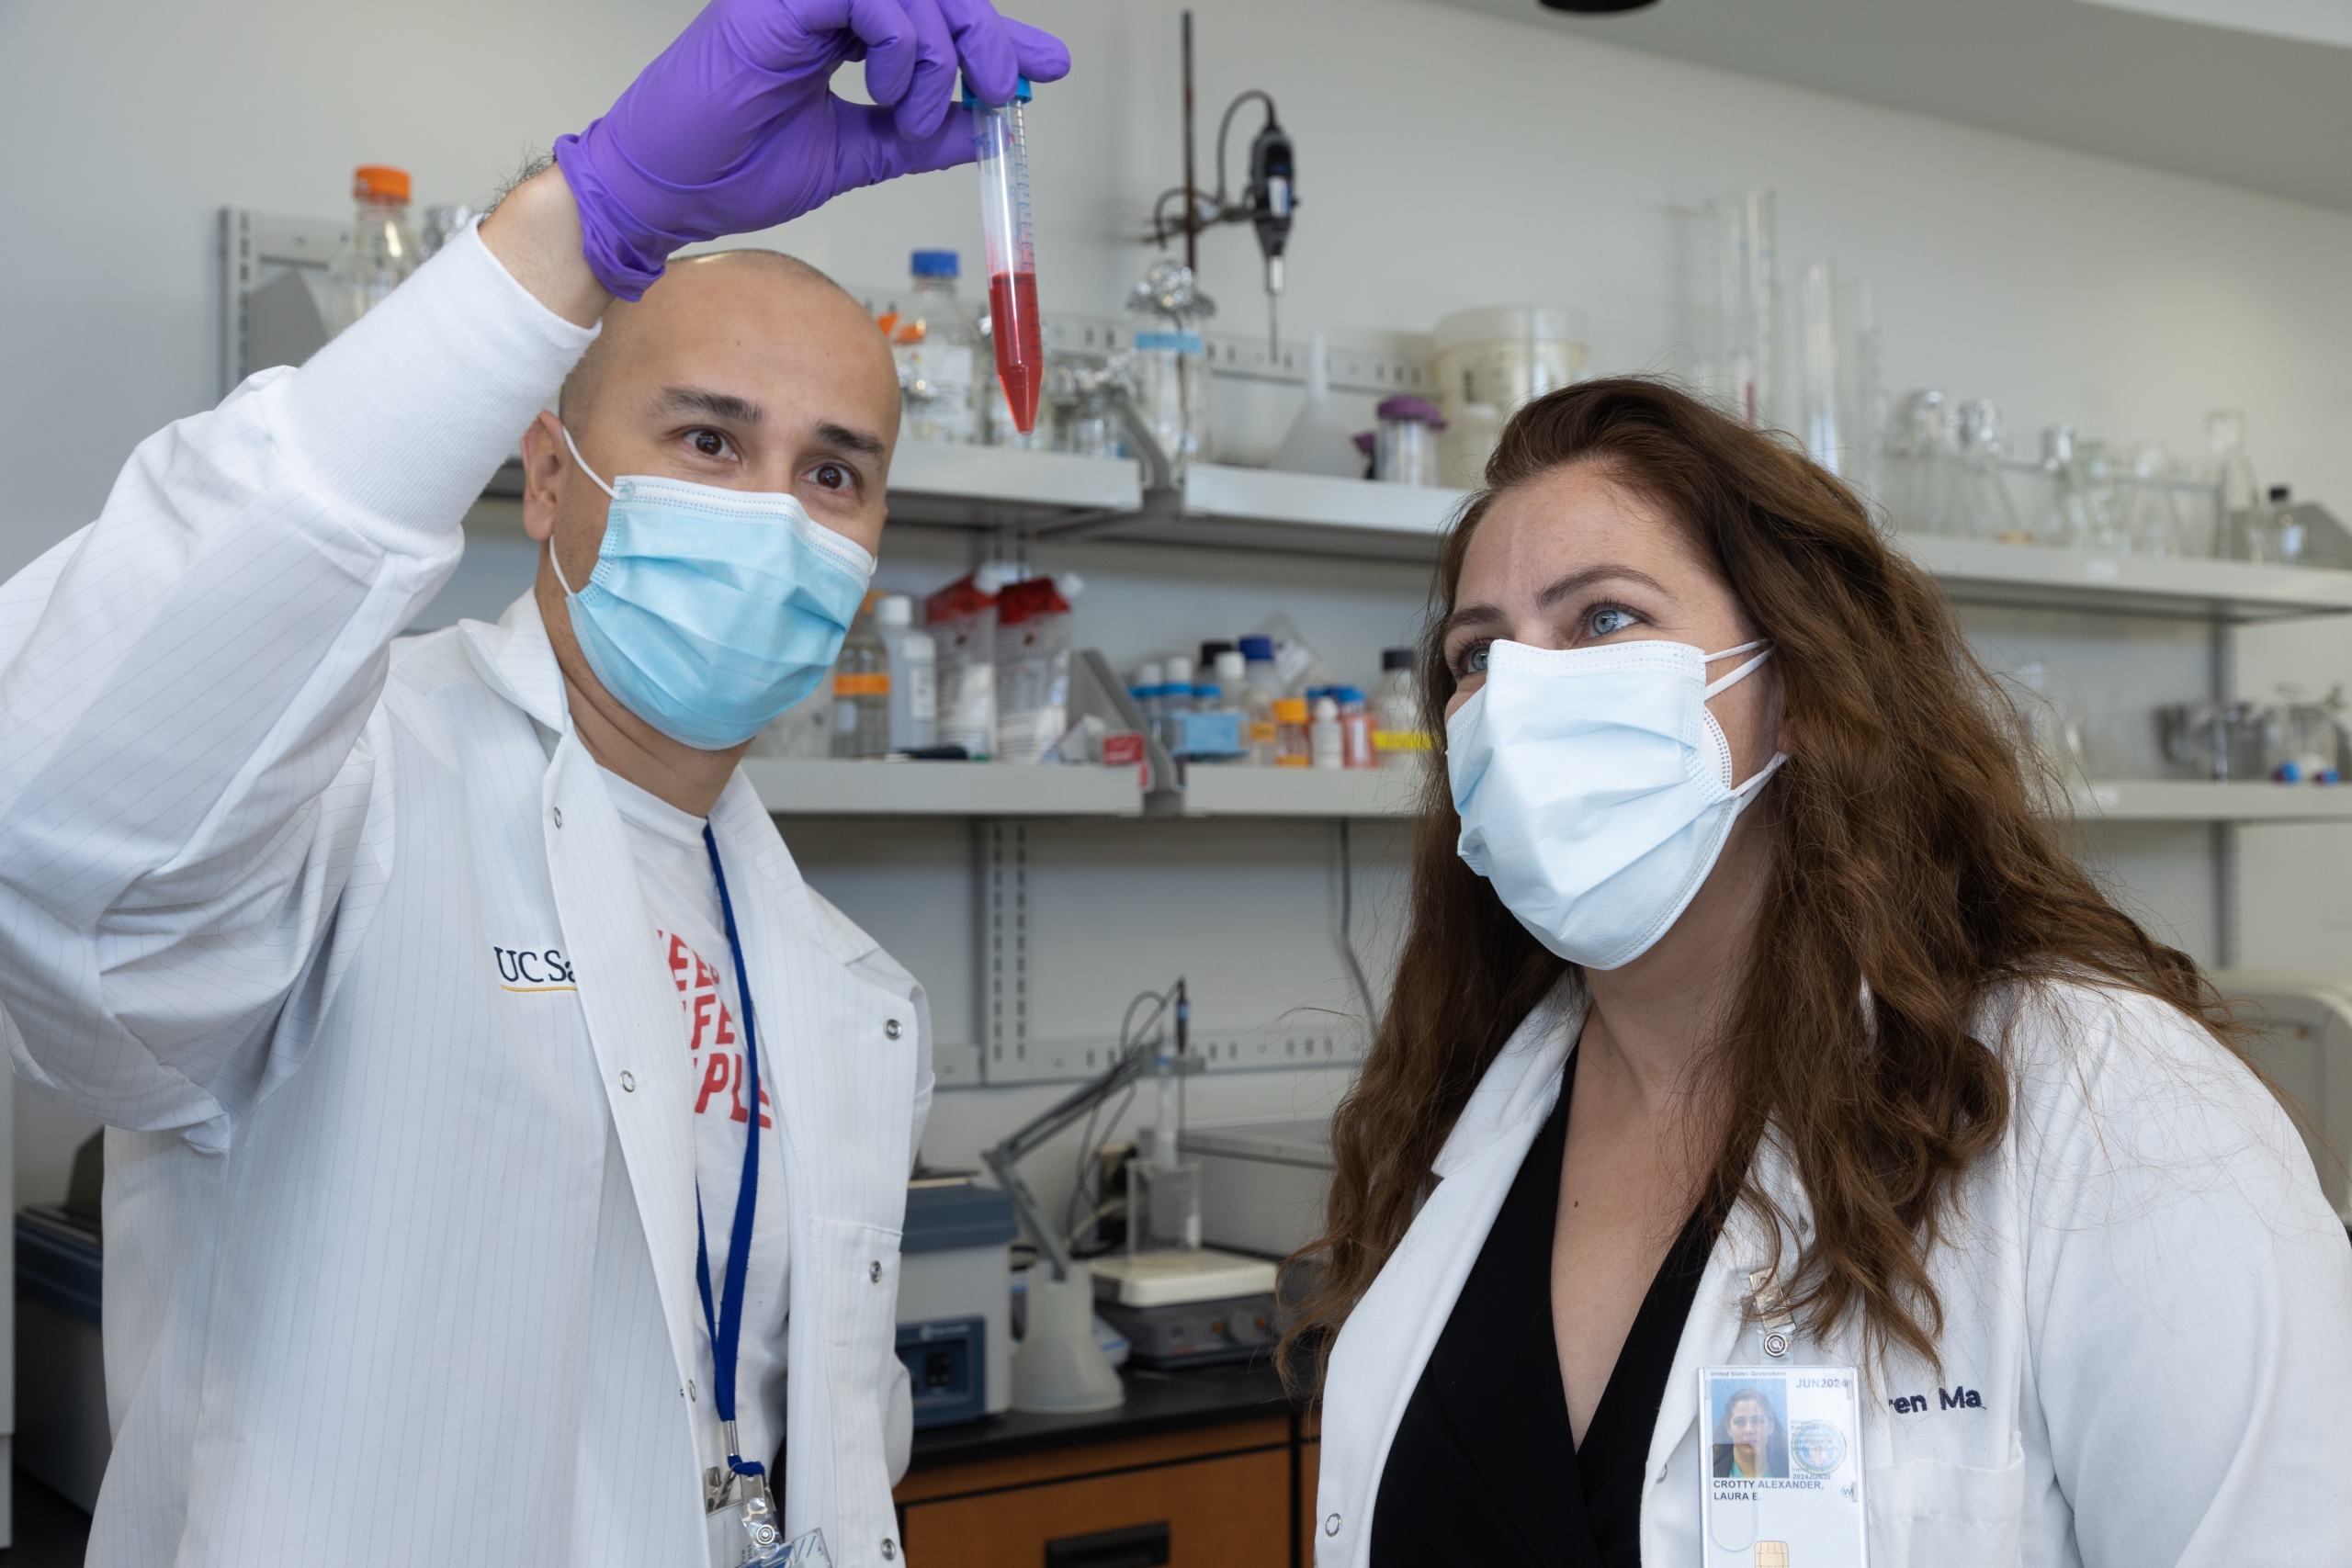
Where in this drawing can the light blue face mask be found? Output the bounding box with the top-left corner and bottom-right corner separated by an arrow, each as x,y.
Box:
1449,637 -> 1785,971
553,425 -> 876,751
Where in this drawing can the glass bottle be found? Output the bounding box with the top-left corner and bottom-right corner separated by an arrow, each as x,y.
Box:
1125,258 -> 1215,475
830,599 -> 891,759
323,165 -> 419,338
896,251 -> 983,446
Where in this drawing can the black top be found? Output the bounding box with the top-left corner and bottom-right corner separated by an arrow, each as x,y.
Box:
1370,1059 -> 1719,1568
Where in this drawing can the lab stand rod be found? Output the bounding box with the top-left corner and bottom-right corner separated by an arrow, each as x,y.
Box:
2211,621 -> 2240,969
981,1041 -> 1150,1277
1182,11 -> 1198,273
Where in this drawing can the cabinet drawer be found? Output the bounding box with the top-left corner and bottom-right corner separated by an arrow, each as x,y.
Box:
900,1445 -> 1289,1568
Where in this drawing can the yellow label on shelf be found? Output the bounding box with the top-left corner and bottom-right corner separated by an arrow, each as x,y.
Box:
1373,729 -> 1433,752
833,672 -> 889,696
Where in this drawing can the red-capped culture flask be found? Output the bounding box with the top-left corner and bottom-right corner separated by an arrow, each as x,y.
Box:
966,75 -> 1042,434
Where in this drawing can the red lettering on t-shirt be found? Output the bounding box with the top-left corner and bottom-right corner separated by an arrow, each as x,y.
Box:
695,1053 -> 729,1114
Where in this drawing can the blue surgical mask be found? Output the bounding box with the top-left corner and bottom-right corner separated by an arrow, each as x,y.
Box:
1448,637 -> 1785,970
552,424 -> 876,750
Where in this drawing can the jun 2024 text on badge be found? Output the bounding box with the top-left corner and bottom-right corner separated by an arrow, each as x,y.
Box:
1700,1366 -> 1868,1568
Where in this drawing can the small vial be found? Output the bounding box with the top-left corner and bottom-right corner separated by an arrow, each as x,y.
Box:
1335,685 -> 1374,769
966,75 -> 1043,434
1274,697 -> 1311,768
1309,695 -> 1343,769
1133,660 -> 1165,724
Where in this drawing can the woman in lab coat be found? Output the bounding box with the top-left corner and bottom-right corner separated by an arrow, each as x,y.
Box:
1289,378 -> 2352,1568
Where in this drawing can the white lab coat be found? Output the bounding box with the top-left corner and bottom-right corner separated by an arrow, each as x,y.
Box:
1316,976 -> 2352,1566
0,226 -> 926,1567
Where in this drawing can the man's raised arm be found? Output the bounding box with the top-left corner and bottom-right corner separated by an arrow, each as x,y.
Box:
0,0 -> 1069,1138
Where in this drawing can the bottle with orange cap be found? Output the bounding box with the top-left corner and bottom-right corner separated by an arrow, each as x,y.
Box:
323,164 -> 421,337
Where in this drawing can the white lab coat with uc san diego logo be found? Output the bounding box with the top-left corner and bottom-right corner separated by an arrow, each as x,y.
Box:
1314,978 -> 2352,1568
0,226 -> 924,1567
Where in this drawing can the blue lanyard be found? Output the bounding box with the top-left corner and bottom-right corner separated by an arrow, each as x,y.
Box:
696,823 -> 766,1483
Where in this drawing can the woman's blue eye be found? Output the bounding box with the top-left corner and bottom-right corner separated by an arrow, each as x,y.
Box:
1464,644 -> 1489,675
1589,607 -> 1636,637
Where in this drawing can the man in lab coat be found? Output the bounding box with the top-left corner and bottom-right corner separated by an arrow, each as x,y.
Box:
0,2 -> 1068,1563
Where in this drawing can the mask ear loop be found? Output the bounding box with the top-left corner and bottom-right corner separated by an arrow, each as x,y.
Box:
1702,640 -> 1773,700
549,423 -> 617,597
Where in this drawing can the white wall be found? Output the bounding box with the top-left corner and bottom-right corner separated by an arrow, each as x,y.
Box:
7,0 -> 2352,1208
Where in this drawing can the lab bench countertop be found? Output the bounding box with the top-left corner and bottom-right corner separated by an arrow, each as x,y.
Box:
906,1359 -> 1299,1470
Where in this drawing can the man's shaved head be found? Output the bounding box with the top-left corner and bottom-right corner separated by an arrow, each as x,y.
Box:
559,250 -> 873,436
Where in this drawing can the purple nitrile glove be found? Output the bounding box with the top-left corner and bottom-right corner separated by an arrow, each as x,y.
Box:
554,0 -> 1071,300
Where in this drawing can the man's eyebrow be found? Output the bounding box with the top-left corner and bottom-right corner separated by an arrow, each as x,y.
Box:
656,386 -> 763,424
814,421 -> 888,461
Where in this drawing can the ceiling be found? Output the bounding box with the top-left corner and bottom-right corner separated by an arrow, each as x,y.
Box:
1423,0 -> 2352,213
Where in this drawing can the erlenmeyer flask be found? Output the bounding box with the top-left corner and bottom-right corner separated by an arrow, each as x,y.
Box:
1949,400 -> 2023,542
2120,442 -> 2184,558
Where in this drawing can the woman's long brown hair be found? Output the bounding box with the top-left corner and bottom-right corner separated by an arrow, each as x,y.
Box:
1283,378 -> 2251,1382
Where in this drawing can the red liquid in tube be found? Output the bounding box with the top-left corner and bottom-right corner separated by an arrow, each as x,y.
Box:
989,270 -> 1043,434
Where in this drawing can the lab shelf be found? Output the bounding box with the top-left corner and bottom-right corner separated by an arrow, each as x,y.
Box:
741,757 -> 1144,816
2066,780 -> 2352,824
1155,765 -> 1427,818
1890,534 -> 2352,623
1053,464 -> 1469,560
882,442 -> 1142,528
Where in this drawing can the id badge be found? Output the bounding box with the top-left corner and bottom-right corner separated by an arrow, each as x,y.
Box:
705,1473 -> 831,1568
1700,1366 -> 1868,1568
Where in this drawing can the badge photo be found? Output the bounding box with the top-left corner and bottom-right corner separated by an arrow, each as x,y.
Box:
1700,1367 -> 1869,1567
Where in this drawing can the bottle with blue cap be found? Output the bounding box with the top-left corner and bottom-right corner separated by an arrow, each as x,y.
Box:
896,249 -> 983,446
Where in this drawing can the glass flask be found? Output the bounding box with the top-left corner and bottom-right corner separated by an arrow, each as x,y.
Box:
1950,399 -> 2024,543
2032,426 -> 2093,547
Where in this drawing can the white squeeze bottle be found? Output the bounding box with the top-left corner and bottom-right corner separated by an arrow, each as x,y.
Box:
1309,694 -> 1344,769
876,594 -> 937,751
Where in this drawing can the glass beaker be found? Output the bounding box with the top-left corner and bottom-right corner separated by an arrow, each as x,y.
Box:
2119,443 -> 2186,558
1125,1157 -> 1203,1257
1883,389 -> 1956,534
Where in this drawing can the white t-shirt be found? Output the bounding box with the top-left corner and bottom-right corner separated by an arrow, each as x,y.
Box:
605,770 -> 792,1484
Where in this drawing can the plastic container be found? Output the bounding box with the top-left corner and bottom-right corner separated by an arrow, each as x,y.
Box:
995,573 -> 1081,764
1335,686 -> 1374,769
876,594 -> 937,752
831,595 -> 891,759
894,251 -> 983,446
1373,649 -> 1428,767
1308,694 -> 1343,769
925,565 -> 1013,761
1159,654 -> 1194,753
1131,660 -> 1165,724
323,165 -> 419,338
1433,305 -> 1588,409
1374,397 -> 1446,486
1274,697 -> 1311,768
1239,636 -> 1282,766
